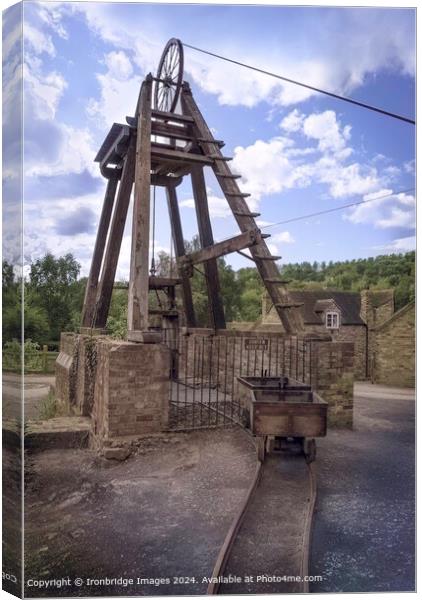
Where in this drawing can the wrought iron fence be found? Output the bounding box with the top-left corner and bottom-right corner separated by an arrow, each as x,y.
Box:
163,329 -> 314,431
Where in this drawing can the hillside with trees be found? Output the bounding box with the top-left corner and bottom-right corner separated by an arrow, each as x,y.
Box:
2,248 -> 415,346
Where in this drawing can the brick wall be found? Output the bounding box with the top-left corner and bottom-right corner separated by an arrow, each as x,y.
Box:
310,340 -> 354,427
371,303 -> 415,388
331,325 -> 367,380
92,339 -> 171,441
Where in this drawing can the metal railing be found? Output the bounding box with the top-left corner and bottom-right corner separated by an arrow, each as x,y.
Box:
163,329 -> 314,431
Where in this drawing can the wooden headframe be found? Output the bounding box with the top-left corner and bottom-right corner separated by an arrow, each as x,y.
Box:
81,74 -> 304,336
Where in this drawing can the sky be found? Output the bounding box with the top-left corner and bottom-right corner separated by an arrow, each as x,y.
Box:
2,1 -> 416,279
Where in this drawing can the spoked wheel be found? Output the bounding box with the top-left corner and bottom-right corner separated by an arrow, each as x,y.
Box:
154,38 -> 184,113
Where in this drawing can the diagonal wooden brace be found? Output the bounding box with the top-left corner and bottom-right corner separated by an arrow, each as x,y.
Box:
179,228 -> 263,269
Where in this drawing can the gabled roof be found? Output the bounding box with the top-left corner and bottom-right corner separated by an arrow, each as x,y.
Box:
287,290 -> 365,325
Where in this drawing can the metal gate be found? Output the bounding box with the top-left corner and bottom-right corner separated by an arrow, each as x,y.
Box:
163,330 -> 314,431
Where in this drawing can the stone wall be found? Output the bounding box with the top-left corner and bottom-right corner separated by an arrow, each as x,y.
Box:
55,333 -> 79,410
91,339 -> 171,441
74,336 -> 98,416
331,325 -> 367,380
371,303 -> 415,388
56,333 -> 99,415
310,340 -> 355,427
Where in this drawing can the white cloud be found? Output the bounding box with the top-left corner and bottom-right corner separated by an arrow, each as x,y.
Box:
180,194 -> 232,219
24,23 -> 56,57
72,3 -> 414,110
25,124 -> 98,177
376,235 -> 416,254
38,4 -> 69,40
280,109 -> 305,133
232,137 -> 309,207
233,110 -> 385,207
87,63 -> 141,127
302,110 -> 352,157
23,64 -> 67,120
104,50 -> 134,81
316,158 -> 379,198
272,231 -> 295,244
346,189 -> 415,230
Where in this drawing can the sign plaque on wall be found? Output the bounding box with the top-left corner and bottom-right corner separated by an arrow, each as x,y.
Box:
244,338 -> 269,351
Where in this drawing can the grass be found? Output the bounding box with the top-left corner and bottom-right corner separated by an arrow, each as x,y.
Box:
38,390 -> 68,420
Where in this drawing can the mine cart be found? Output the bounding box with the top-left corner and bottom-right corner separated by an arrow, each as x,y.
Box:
237,376 -> 328,463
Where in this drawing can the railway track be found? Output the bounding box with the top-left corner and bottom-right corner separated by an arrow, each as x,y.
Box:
207,441 -> 317,595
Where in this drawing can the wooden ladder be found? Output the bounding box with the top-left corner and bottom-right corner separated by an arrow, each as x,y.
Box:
181,83 -> 303,334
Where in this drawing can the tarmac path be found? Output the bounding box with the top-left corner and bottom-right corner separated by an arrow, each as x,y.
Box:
310,382 -> 415,592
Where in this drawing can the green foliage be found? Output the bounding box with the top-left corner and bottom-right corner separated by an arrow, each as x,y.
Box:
2,248 -> 414,348
29,253 -> 82,341
2,339 -> 42,372
106,288 -> 128,339
280,251 -> 415,309
39,391 -> 59,420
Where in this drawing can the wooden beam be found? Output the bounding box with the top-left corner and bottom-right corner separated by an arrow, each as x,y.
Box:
166,186 -> 196,327
152,109 -> 194,123
190,165 -> 226,330
113,277 -> 183,290
151,145 -> 213,166
181,229 -> 262,266
128,74 -> 153,334
93,136 -> 136,328
81,177 -> 119,328
149,276 -> 182,289
151,174 -> 182,187
151,121 -> 194,142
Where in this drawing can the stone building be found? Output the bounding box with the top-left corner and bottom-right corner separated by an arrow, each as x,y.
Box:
261,289 -> 402,381
371,302 -> 415,388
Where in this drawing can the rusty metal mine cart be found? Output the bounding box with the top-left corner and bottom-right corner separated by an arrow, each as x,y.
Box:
237,376 -> 328,462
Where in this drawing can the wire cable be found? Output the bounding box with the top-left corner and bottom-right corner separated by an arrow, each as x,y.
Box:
183,42 -> 415,125
260,188 -> 416,230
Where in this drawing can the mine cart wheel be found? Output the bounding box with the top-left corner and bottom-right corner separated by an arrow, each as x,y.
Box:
257,436 -> 267,463
303,438 -> 316,464
154,38 -> 184,113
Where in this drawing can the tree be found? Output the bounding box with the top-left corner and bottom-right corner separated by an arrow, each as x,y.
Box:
29,253 -> 81,341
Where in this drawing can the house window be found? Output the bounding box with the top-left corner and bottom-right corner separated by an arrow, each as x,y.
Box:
326,311 -> 340,329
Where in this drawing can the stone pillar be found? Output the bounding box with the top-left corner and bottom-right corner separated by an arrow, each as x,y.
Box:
92,339 -> 171,442
310,339 -> 354,428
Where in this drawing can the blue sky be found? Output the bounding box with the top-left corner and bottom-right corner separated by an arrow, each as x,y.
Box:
2,1 -> 416,278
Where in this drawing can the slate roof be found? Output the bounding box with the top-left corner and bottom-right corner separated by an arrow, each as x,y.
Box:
288,291 -> 365,325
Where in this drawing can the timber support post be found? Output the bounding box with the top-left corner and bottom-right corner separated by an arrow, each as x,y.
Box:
191,165 -> 226,330
166,185 -> 196,328
93,136 -> 136,329
128,73 -> 159,342
81,176 -> 119,329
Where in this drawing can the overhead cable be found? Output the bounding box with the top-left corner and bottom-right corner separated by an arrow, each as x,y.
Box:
260,188 -> 416,230
183,42 -> 415,125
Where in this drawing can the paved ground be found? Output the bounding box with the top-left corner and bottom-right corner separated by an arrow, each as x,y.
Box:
310,382 -> 415,593
2,373 -> 55,420
16,382 -> 415,596
23,428 -> 257,597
